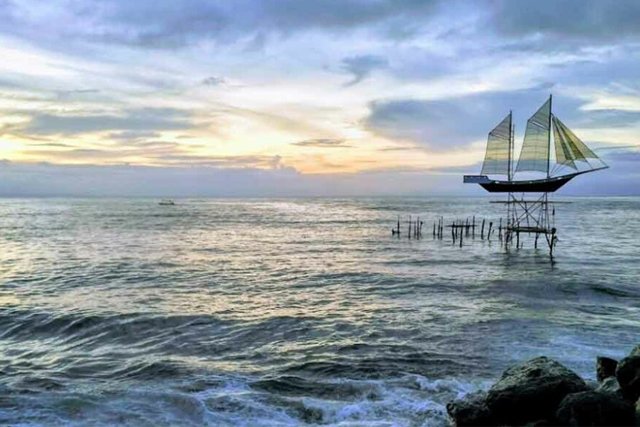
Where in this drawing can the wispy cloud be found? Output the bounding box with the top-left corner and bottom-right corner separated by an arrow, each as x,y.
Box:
202,76 -> 227,86
21,108 -> 193,135
291,138 -> 350,148
340,54 -> 388,86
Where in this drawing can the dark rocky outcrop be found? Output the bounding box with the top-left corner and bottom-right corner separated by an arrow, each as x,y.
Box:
616,353 -> 640,402
447,349 -> 640,426
485,356 -> 588,425
555,390 -> 635,426
596,356 -> 618,382
446,391 -> 494,426
596,376 -> 622,396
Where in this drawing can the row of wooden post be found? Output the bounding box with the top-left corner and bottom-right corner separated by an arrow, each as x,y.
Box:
392,214 -> 557,256
446,216 -> 502,246
395,215 -> 503,243
392,215 -> 424,239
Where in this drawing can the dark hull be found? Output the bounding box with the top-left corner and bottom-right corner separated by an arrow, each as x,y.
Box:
479,175 -> 575,193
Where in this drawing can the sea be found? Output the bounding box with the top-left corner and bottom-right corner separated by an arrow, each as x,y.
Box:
0,197 -> 638,426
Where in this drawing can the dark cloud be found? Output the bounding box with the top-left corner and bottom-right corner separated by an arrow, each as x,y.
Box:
492,0 -> 640,41
340,55 -> 388,86
0,0 -> 442,49
1,0 -> 638,55
363,88 -> 589,150
292,138 -> 350,148
22,108 -> 192,135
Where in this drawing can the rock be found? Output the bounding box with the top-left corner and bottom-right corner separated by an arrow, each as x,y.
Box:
615,355 -> 640,401
596,356 -> 618,382
555,390 -> 635,426
446,391 -> 493,426
485,356 -> 588,425
596,376 -> 622,396
630,345 -> 640,357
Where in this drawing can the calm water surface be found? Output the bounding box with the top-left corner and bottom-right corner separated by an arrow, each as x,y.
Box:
0,197 -> 638,426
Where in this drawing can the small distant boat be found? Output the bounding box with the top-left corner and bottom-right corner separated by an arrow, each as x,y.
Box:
464,95 -> 608,193
158,199 -> 175,206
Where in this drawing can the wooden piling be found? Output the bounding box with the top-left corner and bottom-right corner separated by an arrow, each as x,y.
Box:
472,216 -> 476,238
488,222 -> 493,241
481,219 -> 485,239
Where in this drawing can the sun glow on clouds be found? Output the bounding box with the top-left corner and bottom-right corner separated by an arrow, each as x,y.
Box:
0,0 -> 639,194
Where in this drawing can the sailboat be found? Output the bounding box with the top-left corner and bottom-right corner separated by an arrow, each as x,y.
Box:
464,95 -> 608,193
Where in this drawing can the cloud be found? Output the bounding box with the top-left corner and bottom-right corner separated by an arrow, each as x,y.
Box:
0,161 -> 471,197
107,131 -> 162,141
21,108 -> 193,135
54,89 -> 100,100
363,88 -> 590,150
577,110 -> 640,128
340,54 -> 388,86
291,138 -> 350,148
1,148 -> 638,197
491,0 -> 640,41
202,76 -> 227,86
0,0 -> 445,49
565,146 -> 640,195
18,139 -> 294,170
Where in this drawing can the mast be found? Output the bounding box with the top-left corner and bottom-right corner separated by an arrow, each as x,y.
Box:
547,94 -> 552,179
508,110 -> 513,182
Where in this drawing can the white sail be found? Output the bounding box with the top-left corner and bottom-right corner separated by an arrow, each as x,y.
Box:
516,97 -> 551,174
553,116 -> 599,161
481,112 -> 512,176
552,116 -> 577,170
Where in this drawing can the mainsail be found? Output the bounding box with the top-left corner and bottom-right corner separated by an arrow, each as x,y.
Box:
516,97 -> 551,174
481,112 -> 512,176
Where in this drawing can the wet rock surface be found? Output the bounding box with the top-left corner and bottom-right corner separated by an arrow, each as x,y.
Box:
485,356 -> 588,425
596,356 -> 618,382
617,355 -> 640,402
555,390 -> 635,426
446,391 -> 493,426
447,348 -> 640,426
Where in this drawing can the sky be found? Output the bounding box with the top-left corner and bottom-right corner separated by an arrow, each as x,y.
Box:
0,0 -> 639,196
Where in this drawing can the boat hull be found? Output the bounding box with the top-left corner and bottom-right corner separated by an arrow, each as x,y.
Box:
479,175 -> 575,193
